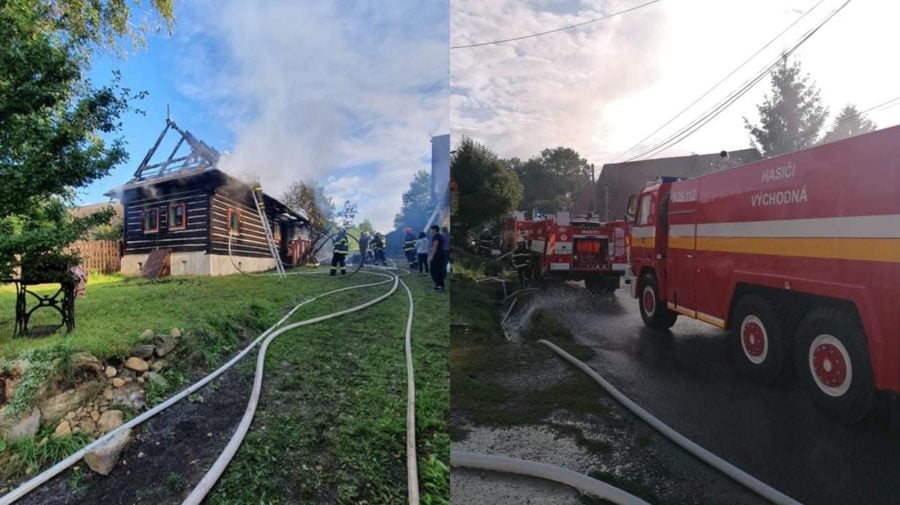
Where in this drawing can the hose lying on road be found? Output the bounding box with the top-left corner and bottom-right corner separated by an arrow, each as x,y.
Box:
538,339 -> 803,505
450,450 -> 650,505
0,271 -> 396,505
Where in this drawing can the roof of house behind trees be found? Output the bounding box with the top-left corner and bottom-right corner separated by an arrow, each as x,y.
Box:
570,148 -> 760,220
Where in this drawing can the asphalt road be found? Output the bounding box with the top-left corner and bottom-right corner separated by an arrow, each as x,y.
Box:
524,283 -> 900,505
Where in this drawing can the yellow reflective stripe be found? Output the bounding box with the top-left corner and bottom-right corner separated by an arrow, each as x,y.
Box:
695,237 -> 900,263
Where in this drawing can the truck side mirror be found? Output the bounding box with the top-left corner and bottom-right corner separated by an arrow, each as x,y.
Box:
626,195 -> 638,222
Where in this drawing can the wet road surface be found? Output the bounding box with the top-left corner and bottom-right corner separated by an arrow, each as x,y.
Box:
523,283 -> 900,505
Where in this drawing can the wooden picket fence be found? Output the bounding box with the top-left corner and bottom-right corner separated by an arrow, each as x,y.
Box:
70,240 -> 122,274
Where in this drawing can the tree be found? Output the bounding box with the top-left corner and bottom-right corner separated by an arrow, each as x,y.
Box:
393,170 -> 432,233
821,104 -> 877,144
744,56 -> 828,157
0,1 -> 174,279
281,180 -> 335,230
358,219 -> 374,234
512,147 -> 591,213
451,137 -> 522,236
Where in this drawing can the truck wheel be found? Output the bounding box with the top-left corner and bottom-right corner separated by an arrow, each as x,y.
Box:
638,273 -> 677,329
731,295 -> 789,384
793,308 -> 874,423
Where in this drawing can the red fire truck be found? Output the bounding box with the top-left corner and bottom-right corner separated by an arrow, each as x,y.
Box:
502,212 -> 628,294
626,126 -> 900,422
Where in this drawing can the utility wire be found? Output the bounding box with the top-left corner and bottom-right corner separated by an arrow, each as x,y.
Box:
610,0 -> 826,163
450,0 -> 660,50
626,0 -> 852,162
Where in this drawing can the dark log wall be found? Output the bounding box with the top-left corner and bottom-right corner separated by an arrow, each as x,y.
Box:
123,187 -> 210,254
209,189 -> 279,258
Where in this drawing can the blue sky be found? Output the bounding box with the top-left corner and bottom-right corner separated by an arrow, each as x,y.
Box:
80,0 -> 449,232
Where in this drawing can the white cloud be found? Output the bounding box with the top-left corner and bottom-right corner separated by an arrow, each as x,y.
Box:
452,0 -> 900,167
176,0 -> 448,231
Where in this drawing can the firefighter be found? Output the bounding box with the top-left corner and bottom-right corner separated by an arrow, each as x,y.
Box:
371,232 -> 386,266
330,231 -> 350,276
478,228 -> 493,257
403,227 -> 417,269
512,240 -> 531,289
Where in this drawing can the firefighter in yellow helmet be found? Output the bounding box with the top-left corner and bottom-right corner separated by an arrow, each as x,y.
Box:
512,240 -> 531,289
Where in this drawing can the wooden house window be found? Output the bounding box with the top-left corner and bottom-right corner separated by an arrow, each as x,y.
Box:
143,208 -> 159,233
227,208 -> 241,235
169,203 -> 186,230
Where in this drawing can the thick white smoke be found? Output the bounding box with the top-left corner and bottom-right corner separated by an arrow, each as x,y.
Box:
176,0 -> 449,231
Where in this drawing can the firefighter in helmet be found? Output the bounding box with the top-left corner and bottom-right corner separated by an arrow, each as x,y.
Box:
330,231 -> 350,276
512,240 -> 531,289
371,232 -> 386,266
403,227 -> 417,269
478,227 -> 493,257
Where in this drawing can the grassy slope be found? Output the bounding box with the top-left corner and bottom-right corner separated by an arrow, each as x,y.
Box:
0,271 -> 348,360
206,271 -> 449,505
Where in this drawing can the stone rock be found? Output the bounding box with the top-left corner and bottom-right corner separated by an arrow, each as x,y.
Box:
97,410 -> 124,434
103,388 -> 114,400
124,357 -> 149,373
90,411 -> 100,423
104,366 -> 117,378
4,378 -> 17,403
150,360 -> 167,372
100,406 -> 108,413
141,372 -> 149,380
65,411 -> 76,421
14,360 -> 29,375
154,335 -> 178,357
53,421 -> 72,438
111,378 -> 125,388
84,428 -> 132,476
69,353 -> 103,374
137,378 -> 144,384
124,377 -> 133,383
110,384 -> 146,411
80,419 -> 97,433
6,408 -> 40,442
38,385 -> 94,425
147,372 -> 169,389
129,345 -> 155,360
170,328 -> 182,338
140,329 -> 155,341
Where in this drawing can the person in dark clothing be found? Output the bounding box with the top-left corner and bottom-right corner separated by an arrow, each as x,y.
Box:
371,233 -> 386,265
441,226 -> 451,272
330,232 -> 350,276
403,227 -> 417,269
416,231 -> 429,275
428,224 -> 446,292
512,241 -> 531,289
359,231 -> 370,265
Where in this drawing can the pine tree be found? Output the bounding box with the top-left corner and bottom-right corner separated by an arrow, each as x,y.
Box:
821,104 -> 877,144
744,56 -> 828,157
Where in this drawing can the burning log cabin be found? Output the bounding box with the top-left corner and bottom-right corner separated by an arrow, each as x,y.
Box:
108,119 -> 310,277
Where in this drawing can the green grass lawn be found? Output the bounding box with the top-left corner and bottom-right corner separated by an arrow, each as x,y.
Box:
0,270 -> 353,360
0,269 -> 449,503
206,271 -> 449,504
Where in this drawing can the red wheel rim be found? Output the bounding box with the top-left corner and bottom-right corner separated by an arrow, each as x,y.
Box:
742,321 -> 765,357
642,287 -> 655,315
812,343 -> 847,388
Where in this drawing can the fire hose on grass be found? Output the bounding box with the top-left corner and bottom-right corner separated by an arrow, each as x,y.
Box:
181,267 -> 423,505
0,269 -> 424,505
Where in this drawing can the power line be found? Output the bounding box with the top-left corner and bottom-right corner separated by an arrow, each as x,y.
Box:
626,0 -> 852,162
450,0 -> 660,50
610,0 -> 826,163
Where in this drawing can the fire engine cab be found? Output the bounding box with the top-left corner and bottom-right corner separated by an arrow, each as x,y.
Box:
626,125 -> 900,422
502,211 -> 627,294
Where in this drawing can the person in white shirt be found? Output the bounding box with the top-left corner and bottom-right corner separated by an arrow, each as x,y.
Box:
415,231 -> 430,275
